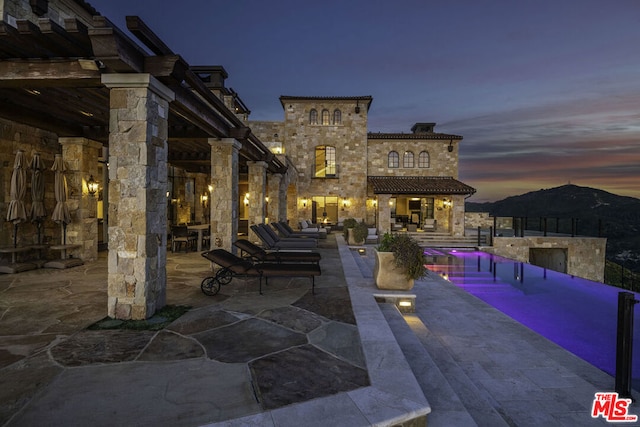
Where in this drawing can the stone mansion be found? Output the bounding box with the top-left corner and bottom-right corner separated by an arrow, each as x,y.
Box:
0,0 -> 474,319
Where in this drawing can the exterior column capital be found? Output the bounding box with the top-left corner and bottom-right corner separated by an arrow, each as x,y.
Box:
209,138 -> 242,151
247,160 -> 268,170
58,137 -> 103,150
101,73 -> 175,102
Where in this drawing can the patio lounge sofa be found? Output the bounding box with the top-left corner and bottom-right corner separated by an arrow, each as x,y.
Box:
234,239 -> 321,264
299,220 -> 328,238
202,249 -> 321,295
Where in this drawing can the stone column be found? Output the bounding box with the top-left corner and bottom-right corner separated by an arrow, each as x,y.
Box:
102,74 -> 174,320
58,137 -> 102,261
451,194 -> 465,236
266,173 -> 282,223
377,194 -> 391,235
209,138 -> 240,253
247,161 -> 267,242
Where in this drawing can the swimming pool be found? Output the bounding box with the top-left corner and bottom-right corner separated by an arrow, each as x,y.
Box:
423,248 -> 640,390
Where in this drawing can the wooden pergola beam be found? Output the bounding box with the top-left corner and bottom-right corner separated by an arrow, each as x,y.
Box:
0,59 -> 102,88
88,16 -> 146,73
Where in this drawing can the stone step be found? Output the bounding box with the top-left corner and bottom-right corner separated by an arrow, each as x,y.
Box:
380,304 -> 509,427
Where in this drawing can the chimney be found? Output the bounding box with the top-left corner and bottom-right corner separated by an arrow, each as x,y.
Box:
411,122 -> 436,133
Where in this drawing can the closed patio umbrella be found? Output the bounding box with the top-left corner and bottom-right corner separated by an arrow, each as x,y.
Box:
29,152 -> 46,244
6,150 -> 27,247
51,154 -> 70,245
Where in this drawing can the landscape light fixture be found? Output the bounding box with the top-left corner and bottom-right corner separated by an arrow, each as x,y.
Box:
87,175 -> 98,195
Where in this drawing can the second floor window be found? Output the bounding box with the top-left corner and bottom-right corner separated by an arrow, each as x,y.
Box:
315,145 -> 336,177
419,151 -> 430,168
388,151 -> 399,168
333,109 -> 342,125
309,109 -> 318,124
321,109 -> 330,125
403,151 -> 414,168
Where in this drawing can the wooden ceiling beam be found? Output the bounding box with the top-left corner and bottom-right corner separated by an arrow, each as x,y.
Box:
16,19 -> 70,57
38,18 -> 92,56
0,59 -> 102,88
0,98 -> 83,135
169,84 -> 230,138
88,16 -> 146,73
126,16 -> 173,56
63,18 -> 91,50
144,55 -> 188,81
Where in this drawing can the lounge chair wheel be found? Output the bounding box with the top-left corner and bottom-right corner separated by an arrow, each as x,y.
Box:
215,268 -> 233,285
201,277 -> 221,296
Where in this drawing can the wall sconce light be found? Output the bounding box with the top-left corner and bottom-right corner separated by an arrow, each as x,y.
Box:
443,199 -> 452,209
201,193 -> 209,207
244,193 -> 250,206
302,197 -> 307,208
208,184 -> 213,193
342,198 -> 348,208
448,138 -> 454,152
87,175 -> 99,195
265,196 -> 269,203
355,100 -> 360,114
372,199 -> 377,208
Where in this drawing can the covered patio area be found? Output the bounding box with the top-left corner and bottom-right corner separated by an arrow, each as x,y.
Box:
0,11 -> 291,319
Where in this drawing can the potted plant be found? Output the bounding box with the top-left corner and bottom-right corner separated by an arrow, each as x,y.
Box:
374,232 -> 427,290
344,218 -> 368,245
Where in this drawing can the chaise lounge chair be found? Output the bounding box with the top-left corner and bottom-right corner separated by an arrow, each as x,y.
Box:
201,249 -> 321,295
252,224 -> 317,249
272,222 -> 321,239
234,239 -> 321,264
279,221 -> 327,239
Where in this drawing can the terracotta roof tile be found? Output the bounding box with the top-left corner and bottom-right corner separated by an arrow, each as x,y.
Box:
367,132 -> 463,140
368,176 -> 476,195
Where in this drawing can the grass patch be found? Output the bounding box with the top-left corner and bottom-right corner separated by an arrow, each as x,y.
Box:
87,305 -> 192,331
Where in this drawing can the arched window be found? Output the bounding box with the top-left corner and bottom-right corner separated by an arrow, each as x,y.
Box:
418,151 -> 430,168
321,109 -> 330,125
333,109 -> 342,125
315,145 -> 336,177
388,151 -> 399,168
309,109 -> 318,125
403,151 -> 414,168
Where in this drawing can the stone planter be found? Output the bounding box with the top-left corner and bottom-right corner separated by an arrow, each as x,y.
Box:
347,228 -> 364,245
373,249 -> 414,290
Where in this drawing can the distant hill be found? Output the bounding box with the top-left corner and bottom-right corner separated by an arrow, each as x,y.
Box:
466,184 -> 640,273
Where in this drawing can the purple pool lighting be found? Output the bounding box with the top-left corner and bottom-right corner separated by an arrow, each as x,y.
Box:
424,249 -> 640,389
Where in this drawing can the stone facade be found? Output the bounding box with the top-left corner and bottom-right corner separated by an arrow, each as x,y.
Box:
484,236 -> 607,283
366,137 -> 459,178
1,0 -> 95,28
59,137 -> 102,261
251,99 -> 471,235
251,98 -> 370,225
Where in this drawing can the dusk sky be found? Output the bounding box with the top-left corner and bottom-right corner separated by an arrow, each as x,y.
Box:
89,0 -> 640,202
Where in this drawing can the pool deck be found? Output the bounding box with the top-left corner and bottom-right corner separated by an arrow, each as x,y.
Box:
1,233 -> 638,426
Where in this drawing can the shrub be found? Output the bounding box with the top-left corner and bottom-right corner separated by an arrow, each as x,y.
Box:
377,232 -> 427,280
343,218 -> 358,239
